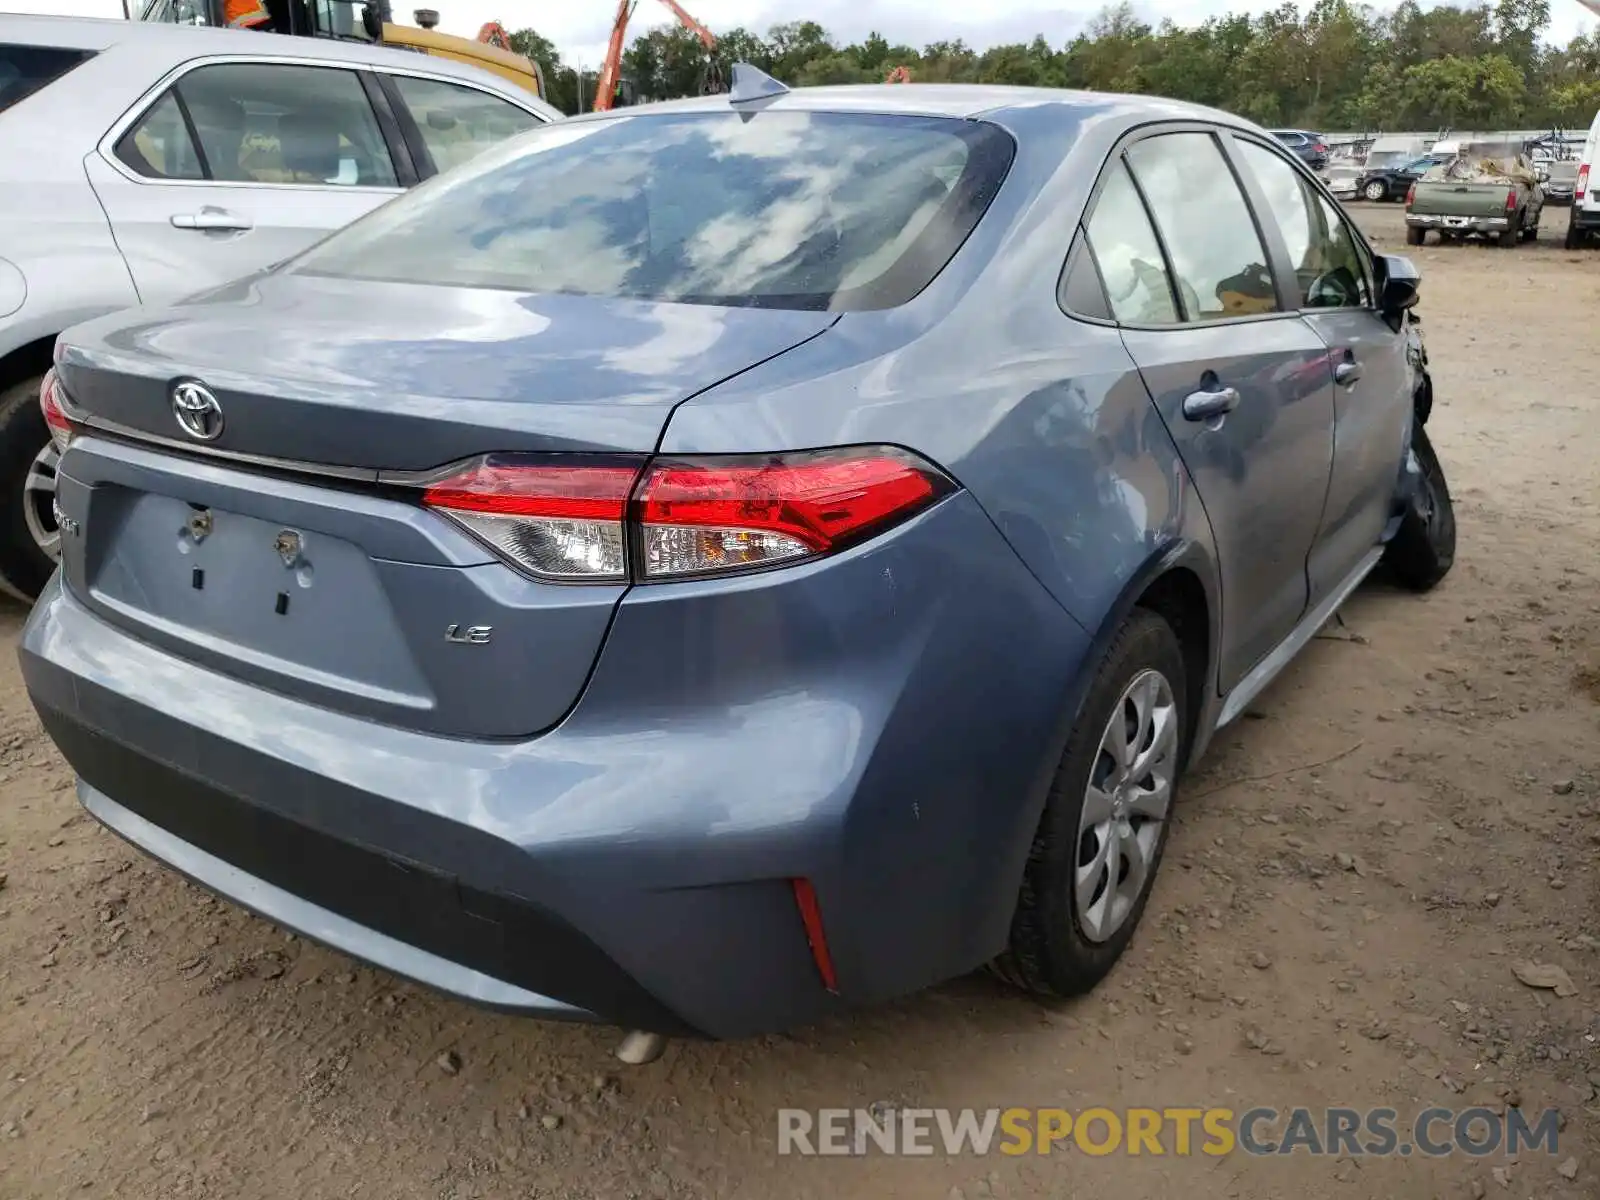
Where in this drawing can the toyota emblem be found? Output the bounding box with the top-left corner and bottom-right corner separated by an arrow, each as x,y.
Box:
171,380 -> 224,442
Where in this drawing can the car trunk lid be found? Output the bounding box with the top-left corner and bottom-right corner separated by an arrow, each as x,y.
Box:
55,272 -> 836,467
51,274 -> 836,738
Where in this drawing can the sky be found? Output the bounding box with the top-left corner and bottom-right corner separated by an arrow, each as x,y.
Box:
10,0 -> 1597,72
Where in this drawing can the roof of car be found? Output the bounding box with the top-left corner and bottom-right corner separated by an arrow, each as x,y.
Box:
566,81 -> 1260,131
0,13 -> 528,92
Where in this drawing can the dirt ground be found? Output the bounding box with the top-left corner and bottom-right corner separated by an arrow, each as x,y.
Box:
1,202 -> 1596,1200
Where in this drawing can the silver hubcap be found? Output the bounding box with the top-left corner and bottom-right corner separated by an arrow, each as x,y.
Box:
1366,183 -> 1385,199
24,442 -> 60,563
1076,669 -> 1178,943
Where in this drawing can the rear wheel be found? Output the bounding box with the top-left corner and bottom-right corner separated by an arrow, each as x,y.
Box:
993,609 -> 1186,997
0,376 -> 58,603
1497,218 -> 1519,248
1405,225 -> 1426,246
1566,220 -> 1587,249
1383,424 -> 1455,592
1363,180 -> 1387,202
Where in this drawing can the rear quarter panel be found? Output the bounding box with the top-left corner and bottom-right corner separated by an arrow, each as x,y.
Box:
0,44 -> 147,346
656,101 -> 1225,965
661,100 -> 1222,645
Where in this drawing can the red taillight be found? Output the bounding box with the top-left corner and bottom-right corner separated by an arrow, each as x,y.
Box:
1405,183 -> 1416,207
791,878 -> 838,993
1577,163 -> 1589,201
38,369 -> 75,453
422,456 -> 641,581
1505,188 -> 1518,212
419,446 -> 952,583
635,448 -> 948,578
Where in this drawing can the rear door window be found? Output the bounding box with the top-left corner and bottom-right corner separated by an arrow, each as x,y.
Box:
178,63 -> 397,187
1125,132 -> 1281,320
292,111 -> 1016,311
388,74 -> 541,173
116,62 -> 399,188
0,44 -> 94,113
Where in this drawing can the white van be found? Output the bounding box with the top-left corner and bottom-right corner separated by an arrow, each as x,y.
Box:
1566,109 -> 1600,248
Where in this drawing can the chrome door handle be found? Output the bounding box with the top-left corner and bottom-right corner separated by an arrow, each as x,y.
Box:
1334,360 -> 1363,386
170,209 -> 253,232
1183,386 -> 1240,421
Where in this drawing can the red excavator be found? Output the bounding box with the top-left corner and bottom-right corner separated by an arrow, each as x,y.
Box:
593,0 -> 722,111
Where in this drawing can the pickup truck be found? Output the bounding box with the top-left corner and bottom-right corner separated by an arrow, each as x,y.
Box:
1405,155 -> 1544,247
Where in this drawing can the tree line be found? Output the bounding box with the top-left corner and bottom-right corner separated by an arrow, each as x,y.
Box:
507,0 -> 1600,132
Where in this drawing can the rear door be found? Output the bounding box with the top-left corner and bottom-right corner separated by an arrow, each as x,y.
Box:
1228,134 -> 1411,606
84,58 -> 409,304
1089,127 -> 1337,692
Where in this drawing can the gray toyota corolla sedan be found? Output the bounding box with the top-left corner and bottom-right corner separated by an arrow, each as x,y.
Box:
22,68 -> 1454,1042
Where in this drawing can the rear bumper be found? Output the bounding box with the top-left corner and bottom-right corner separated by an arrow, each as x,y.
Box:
1405,212 -> 1511,233
1569,205 -> 1600,230
21,491 -> 1091,1038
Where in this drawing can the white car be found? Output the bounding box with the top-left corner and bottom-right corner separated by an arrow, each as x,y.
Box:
0,14 -> 560,600
1322,163 -> 1360,200
1566,107 -> 1600,248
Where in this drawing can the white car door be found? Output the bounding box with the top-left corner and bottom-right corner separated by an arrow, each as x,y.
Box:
84,58 -> 405,305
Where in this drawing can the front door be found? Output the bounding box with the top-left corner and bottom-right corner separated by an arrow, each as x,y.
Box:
1085,130 -> 1337,691
86,59 -> 403,305
1228,136 -> 1414,605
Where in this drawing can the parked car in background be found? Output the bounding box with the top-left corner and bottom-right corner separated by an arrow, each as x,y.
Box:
1565,108 -> 1600,248
0,14 -> 559,601
1406,147 -> 1544,247
24,72 -> 1454,1041
1356,153 -> 1444,202
1270,128 -> 1329,170
1542,160 -> 1578,205
1323,161 -> 1361,200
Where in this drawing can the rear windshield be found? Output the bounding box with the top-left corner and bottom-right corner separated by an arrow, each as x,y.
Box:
0,44 -> 94,114
292,111 -> 1016,311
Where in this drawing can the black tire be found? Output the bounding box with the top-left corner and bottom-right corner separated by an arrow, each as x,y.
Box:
1363,180 -> 1388,202
993,608 -> 1187,997
1522,221 -> 1538,242
1405,225 -> 1426,246
0,376 -> 55,604
1565,221 -> 1584,250
1497,220 -> 1519,248
1383,423 -> 1455,592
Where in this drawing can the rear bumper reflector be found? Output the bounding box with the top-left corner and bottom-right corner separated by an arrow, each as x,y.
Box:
791,877 -> 839,993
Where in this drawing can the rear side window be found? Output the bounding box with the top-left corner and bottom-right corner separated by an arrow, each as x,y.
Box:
0,44 -> 94,114
389,75 -> 540,174
1084,162 -> 1178,325
115,91 -> 204,180
116,63 -> 398,188
292,111 -> 1016,311
1126,132 -> 1280,320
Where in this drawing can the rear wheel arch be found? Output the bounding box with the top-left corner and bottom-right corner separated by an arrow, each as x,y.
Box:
1064,542 -> 1221,773
0,336 -> 64,604
0,335 -> 57,394
1131,567 -> 1211,768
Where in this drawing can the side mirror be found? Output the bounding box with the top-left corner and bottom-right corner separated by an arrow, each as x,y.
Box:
361,1 -> 385,40
1374,253 -> 1419,320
